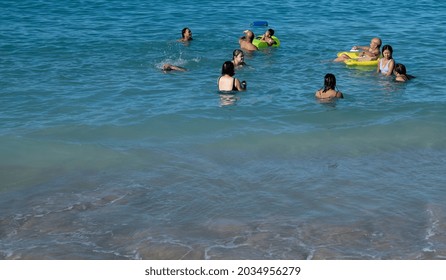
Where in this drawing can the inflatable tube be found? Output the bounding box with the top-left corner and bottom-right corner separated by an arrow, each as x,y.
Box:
344,59 -> 379,66
252,36 -> 280,49
251,21 -> 268,26
337,51 -> 380,66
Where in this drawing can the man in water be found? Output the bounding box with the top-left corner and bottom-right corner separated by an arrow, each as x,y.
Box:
239,30 -> 258,51
335,37 -> 382,62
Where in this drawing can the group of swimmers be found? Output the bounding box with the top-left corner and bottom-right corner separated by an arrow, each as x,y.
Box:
217,28 -> 280,92
335,37 -> 413,82
163,29 -> 413,100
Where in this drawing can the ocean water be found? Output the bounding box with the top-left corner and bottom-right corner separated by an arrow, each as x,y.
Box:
1,0 -> 446,259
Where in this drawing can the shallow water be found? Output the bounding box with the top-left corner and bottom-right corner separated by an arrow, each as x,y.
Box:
1,0 -> 446,259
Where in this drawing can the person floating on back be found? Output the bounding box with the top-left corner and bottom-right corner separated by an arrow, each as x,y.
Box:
315,73 -> 343,99
162,63 -> 187,72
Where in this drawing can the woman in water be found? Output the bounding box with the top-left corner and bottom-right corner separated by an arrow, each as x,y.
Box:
315,73 -> 343,99
377,45 -> 395,76
217,61 -> 246,92
178,27 -> 193,43
232,49 -> 246,68
394,63 -> 414,82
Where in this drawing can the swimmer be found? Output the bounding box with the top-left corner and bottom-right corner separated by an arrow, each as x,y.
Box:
217,61 -> 246,91
377,45 -> 395,76
232,49 -> 246,68
162,63 -> 187,72
239,30 -> 258,52
260,29 -> 277,46
335,37 -> 382,62
315,73 -> 343,99
178,27 -> 193,42
394,63 -> 414,82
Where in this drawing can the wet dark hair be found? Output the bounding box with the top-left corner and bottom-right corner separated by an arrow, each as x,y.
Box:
181,27 -> 190,39
382,45 -> 393,58
394,63 -> 406,75
221,61 -> 235,76
323,73 -> 336,92
268,29 -> 275,36
232,49 -> 244,59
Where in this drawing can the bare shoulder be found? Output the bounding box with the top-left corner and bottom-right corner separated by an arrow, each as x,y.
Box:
395,76 -> 407,82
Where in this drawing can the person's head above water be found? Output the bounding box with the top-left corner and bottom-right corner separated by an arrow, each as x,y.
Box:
265,29 -> 275,37
394,63 -> 406,75
232,49 -> 245,66
371,37 -> 382,49
323,73 -> 336,92
181,27 -> 192,41
233,49 -> 244,59
221,61 -> 235,76
381,44 -> 393,58
243,30 -> 255,42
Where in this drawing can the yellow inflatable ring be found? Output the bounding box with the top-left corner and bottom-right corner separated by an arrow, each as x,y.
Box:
337,51 -> 380,66
344,59 -> 379,66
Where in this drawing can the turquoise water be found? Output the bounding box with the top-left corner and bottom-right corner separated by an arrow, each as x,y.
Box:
1,0 -> 446,259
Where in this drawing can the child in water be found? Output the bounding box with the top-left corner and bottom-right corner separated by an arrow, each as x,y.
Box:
394,63 -> 414,82
260,29 -> 277,46
377,45 -> 395,76
315,73 -> 343,99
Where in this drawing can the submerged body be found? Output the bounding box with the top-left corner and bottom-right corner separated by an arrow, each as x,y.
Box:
315,73 -> 344,99
217,61 -> 246,91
